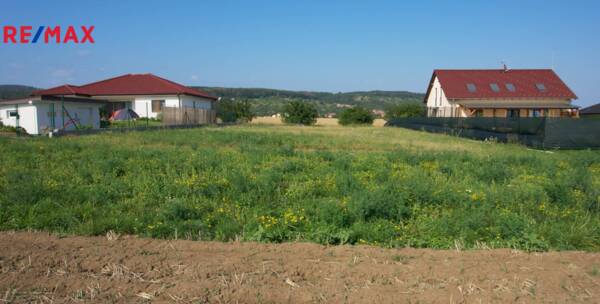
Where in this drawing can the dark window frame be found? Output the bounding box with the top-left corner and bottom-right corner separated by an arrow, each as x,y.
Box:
506,109 -> 520,118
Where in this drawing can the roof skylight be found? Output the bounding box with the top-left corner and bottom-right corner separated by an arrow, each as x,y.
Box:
466,83 -> 476,92
505,83 -> 516,92
536,83 -> 547,92
490,83 -> 500,92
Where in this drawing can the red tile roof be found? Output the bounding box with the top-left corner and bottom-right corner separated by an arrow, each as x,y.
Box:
32,74 -> 218,100
32,84 -> 91,97
426,69 -> 577,101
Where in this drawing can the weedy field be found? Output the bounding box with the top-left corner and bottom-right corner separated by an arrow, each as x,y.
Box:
0,125 -> 599,251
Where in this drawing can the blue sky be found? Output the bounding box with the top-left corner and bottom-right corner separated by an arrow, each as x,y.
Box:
1,0 -> 599,106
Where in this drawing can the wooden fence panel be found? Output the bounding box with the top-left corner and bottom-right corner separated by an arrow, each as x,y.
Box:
162,107 -> 216,126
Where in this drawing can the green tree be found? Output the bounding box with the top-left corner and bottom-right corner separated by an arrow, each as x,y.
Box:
282,101 -> 318,125
384,102 -> 426,119
338,107 -> 374,126
217,99 -> 255,123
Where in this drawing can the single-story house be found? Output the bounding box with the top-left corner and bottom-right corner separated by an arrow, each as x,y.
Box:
424,68 -> 579,118
580,103 -> 600,119
0,73 -> 218,135
33,73 -> 218,119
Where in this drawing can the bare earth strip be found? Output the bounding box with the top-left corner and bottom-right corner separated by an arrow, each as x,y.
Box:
0,232 -> 599,303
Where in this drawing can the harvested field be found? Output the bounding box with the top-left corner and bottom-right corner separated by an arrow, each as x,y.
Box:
250,117 -> 387,127
1,231 -> 599,303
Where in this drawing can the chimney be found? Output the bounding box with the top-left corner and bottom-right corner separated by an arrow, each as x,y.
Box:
502,62 -> 509,72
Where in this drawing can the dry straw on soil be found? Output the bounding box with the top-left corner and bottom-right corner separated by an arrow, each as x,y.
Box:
1,232 -> 599,303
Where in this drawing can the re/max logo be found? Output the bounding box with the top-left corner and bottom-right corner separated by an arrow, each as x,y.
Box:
2,26 -> 95,44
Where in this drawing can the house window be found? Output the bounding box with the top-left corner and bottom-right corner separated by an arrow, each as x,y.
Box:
505,83 -> 516,92
490,83 -> 500,92
7,110 -> 18,117
530,109 -> 542,117
474,109 -> 483,117
466,83 -> 477,92
535,83 -> 547,92
507,109 -> 520,118
151,100 -> 165,112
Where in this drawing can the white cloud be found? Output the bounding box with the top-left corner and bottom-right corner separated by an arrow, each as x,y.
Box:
190,75 -> 199,81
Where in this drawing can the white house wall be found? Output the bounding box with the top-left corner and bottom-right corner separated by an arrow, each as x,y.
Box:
0,104 -> 38,134
426,76 -> 458,117
133,96 -> 179,119
133,95 -> 214,118
181,95 -> 213,110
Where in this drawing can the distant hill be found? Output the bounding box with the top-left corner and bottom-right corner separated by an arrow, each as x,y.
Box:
194,87 -> 425,116
0,84 -> 424,117
0,85 -> 38,100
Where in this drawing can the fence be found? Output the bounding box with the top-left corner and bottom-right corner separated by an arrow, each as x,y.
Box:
162,107 -> 217,126
385,117 -> 600,149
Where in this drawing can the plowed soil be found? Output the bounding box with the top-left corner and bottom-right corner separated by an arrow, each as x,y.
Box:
1,231 -> 599,303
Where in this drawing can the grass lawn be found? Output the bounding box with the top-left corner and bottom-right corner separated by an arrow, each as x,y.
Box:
0,125 -> 599,250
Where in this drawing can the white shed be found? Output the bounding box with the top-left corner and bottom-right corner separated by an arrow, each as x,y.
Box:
0,96 -> 104,135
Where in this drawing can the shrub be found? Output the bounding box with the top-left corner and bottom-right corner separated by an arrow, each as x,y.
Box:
338,107 -> 374,126
217,99 -> 254,123
100,119 -> 110,128
0,123 -> 27,135
385,102 -> 426,119
282,101 -> 318,125
0,121 -> 17,133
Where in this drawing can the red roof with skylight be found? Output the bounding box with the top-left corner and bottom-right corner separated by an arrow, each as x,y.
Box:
426,69 -> 577,100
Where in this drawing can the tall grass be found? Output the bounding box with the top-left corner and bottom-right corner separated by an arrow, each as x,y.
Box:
0,125 -> 599,251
